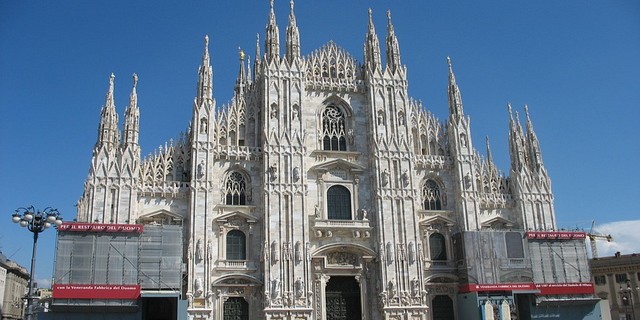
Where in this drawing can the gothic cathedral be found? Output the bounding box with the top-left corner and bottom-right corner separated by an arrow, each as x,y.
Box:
69,2 -> 595,320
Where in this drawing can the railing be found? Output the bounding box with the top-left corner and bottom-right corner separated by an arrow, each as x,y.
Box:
216,260 -> 257,270
500,258 -> 531,269
314,219 -> 370,228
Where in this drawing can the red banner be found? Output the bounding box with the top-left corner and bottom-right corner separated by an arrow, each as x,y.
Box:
460,283 -> 537,293
526,231 -> 586,240
459,282 -> 594,295
537,282 -> 594,295
58,223 -> 143,233
53,284 -> 141,299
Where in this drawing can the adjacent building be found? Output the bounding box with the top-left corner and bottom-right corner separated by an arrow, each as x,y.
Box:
590,252 -> 640,320
0,251 -> 29,320
50,2 -> 602,320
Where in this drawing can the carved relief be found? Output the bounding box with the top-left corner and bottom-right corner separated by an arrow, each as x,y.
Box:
327,251 -> 357,266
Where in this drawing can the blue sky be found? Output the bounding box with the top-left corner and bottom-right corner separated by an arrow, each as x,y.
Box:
1,1 -> 639,287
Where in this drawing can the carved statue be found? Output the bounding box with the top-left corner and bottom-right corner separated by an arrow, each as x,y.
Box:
283,241 -> 292,261
206,240 -> 212,261
388,280 -> 397,298
271,241 -> 279,262
408,241 -> 416,264
398,243 -> 406,261
295,278 -> 305,298
196,239 -> 203,261
262,241 -> 269,262
269,164 -> 278,181
360,208 -> 368,220
382,169 -> 390,186
194,277 -> 204,297
295,241 -> 302,263
401,170 -> 409,186
197,160 -> 205,178
411,278 -> 420,296
379,242 -> 386,262
314,204 -> 320,218
200,117 -> 208,133
386,242 -> 394,262
272,278 -> 281,299
347,129 -> 354,145
293,166 -> 300,182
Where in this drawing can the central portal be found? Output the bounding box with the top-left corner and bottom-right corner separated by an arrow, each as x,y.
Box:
325,276 -> 362,320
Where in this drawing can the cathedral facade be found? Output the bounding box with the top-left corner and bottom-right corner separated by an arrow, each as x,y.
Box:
58,2 -> 601,320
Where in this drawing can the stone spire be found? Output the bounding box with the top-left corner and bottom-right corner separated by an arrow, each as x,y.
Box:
122,73 -> 140,147
265,0 -> 280,62
285,0 -> 300,62
364,8 -> 382,71
447,57 -> 465,122
486,135 -> 493,164
524,105 -> 544,172
96,73 -> 120,151
385,10 -> 402,74
196,35 -> 213,106
508,104 -> 527,173
254,33 -> 261,76
235,48 -> 247,95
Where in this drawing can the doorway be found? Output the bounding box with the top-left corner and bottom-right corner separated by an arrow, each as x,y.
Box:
325,276 -> 362,320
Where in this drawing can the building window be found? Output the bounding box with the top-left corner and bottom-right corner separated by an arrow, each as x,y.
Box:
429,233 -> 447,261
225,172 -> 247,205
422,180 -> 444,210
594,275 -> 606,285
505,232 -> 524,259
327,185 -> 351,220
322,105 -> 347,151
616,273 -> 628,283
226,230 -> 246,260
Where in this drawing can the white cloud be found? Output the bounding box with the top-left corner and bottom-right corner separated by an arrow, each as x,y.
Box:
586,220 -> 640,258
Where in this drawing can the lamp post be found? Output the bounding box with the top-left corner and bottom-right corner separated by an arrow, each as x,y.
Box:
620,279 -> 639,320
11,206 -> 62,320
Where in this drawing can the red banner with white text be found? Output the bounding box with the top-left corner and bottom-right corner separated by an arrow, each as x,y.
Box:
525,231 -> 586,240
53,284 -> 141,299
459,282 -> 594,295
58,222 -> 143,233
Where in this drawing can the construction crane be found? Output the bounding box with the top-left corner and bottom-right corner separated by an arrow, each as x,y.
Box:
588,220 -> 613,258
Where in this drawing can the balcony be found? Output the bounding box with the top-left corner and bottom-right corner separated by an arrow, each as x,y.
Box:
499,258 -> 531,269
313,219 -> 372,238
424,259 -> 456,270
215,260 -> 257,271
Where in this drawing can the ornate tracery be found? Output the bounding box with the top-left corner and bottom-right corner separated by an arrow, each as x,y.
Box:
422,180 -> 445,210
225,172 -> 248,205
322,105 -> 347,151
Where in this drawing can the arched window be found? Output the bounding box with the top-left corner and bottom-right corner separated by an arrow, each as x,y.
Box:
423,180 -> 444,210
226,230 -> 246,260
327,185 -> 351,220
505,232 -> 524,259
429,233 -> 447,261
225,172 -> 247,205
322,105 -> 347,151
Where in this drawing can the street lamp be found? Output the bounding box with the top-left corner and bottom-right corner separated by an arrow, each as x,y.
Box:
620,279 -> 639,320
11,206 -> 62,320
